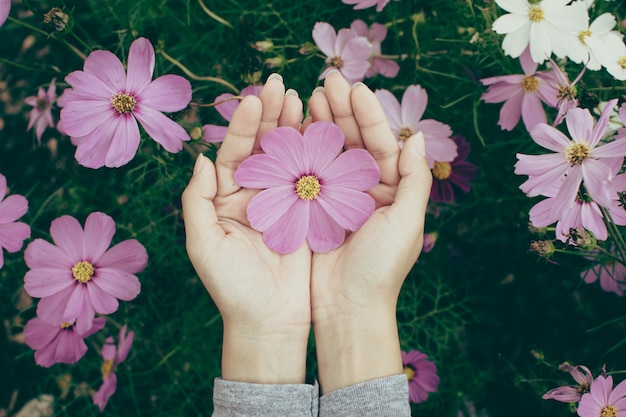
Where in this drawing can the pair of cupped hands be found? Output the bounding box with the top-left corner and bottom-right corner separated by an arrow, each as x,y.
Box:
181,71 -> 432,392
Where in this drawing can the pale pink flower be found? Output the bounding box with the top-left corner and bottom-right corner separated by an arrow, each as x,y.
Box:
480,47 -> 558,131
515,99 -> 626,219
0,173 -> 30,269
312,22 -> 372,84
374,85 -> 456,168
23,317 -> 105,368
24,212 -> 148,334
24,79 -> 57,144
545,59 -> 585,126
60,37 -> 192,168
350,19 -> 399,79
582,259 -> 626,296
543,363 -> 593,402
577,375 -> 626,417
202,85 -> 262,143
234,121 -> 379,254
93,325 -> 134,412
401,349 -> 440,404
341,0 -> 392,12
0,0 -> 9,27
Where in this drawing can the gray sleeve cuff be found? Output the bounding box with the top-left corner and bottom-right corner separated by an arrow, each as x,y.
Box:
319,374 -> 411,417
212,378 -> 319,417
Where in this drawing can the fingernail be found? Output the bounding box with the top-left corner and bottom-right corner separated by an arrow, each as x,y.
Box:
285,88 -> 299,98
267,73 -> 283,83
351,81 -> 365,90
413,132 -> 426,157
312,86 -> 325,95
193,154 -> 205,176
326,69 -> 340,78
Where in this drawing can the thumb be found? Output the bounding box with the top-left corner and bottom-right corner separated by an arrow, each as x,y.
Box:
181,154 -> 225,258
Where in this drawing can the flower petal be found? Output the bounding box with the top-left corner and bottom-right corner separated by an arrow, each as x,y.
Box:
312,22 -> 337,57
126,38 -> 155,95
24,318 -> 59,350
60,100 -> 116,138
93,268 -> 141,301
83,212 -> 116,262
50,215 -> 85,260
24,267 -> 73,298
260,127 -> 308,175
235,155 -> 297,189
63,284 -> 96,334
24,239 -> 74,269
133,105 -> 189,153
316,186 -> 375,231
139,74 -> 191,112
97,239 -> 148,273
0,222 -> 30,253
261,199 -> 309,254
307,201 -> 345,253
321,149 -> 379,191
87,281 -> 120,314
302,121 -> 345,174
374,89 -> 402,132
202,124 -> 228,143
104,115 -> 141,168
83,50 -> 127,93
401,85 -> 428,128
247,186 -> 300,232
530,123 -> 571,152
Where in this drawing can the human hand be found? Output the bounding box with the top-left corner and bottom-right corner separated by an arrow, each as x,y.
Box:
181,74 -> 310,384
308,71 -> 432,393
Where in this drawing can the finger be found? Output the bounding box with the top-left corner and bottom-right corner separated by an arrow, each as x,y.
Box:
278,89 -> 303,129
182,155 -> 225,259
351,82 -> 400,186
323,71 -> 363,150
300,116 -> 313,133
215,96 -> 262,197
255,73 -> 286,151
309,86 -> 332,122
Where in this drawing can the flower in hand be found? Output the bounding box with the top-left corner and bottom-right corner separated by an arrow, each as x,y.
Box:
234,121 -> 380,254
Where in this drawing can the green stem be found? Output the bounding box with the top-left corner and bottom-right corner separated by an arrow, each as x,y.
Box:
7,17 -> 86,60
158,50 -> 238,93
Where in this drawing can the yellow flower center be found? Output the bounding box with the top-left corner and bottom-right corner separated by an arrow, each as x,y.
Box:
403,366 -> 416,381
557,86 -> 575,101
578,30 -> 592,44
432,161 -> 452,180
398,126 -> 414,142
60,322 -> 73,329
522,76 -> 540,92
330,56 -> 344,69
72,261 -> 95,283
565,142 -> 590,165
619,56 -> 626,70
529,5 -> 544,22
601,405 -> 618,417
295,175 -> 321,200
101,359 -> 115,379
111,93 -> 136,114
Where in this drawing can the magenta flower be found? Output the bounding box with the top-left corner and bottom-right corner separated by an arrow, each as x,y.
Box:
23,317 -> 105,368
24,212 -> 148,334
543,363 -> 593,402
401,349 -> 440,404
577,375 -> 626,417
515,99 -> 626,219
0,173 -> 30,269
341,0 -> 392,12
312,22 -> 372,84
430,135 -> 477,203
24,79 -> 57,144
202,85 -> 262,143
234,121 -> 379,254
374,85 -> 456,168
480,47 -> 558,131
93,325 -> 134,412
60,37 -> 192,168
350,19 -> 399,79
582,259 -> 626,296
0,0 -> 10,27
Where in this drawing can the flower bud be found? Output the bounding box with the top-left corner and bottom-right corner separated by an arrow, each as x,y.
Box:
530,240 -> 555,258
253,40 -> 274,52
43,7 -> 71,33
264,56 -> 285,69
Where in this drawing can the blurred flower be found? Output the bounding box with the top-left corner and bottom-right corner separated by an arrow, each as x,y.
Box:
430,135 -> 477,203
480,47 -> 558,131
515,100 -> 626,219
24,79 -> 57,144
60,37 -> 192,168
350,19 -> 399,79
577,375 -> 626,417
401,349 -> 440,404
581,258 -> 626,296
11,394 -> 54,417
374,85 -> 456,168
312,22 -> 372,84
456,397 -> 489,417
422,232 -> 438,254
234,121 -> 379,254
341,0 -> 392,12
564,12 -> 621,71
0,0 -> 9,27
23,317 -> 105,368
543,363 -> 593,402
0,173 -> 30,269
598,35 -> 626,80
93,325 -> 134,412
202,85 -> 262,143
24,212 -> 148,334
491,0 -> 588,63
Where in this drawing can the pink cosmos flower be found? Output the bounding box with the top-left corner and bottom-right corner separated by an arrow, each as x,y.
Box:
577,375 -> 626,417
202,85 -> 262,143
60,37 -> 192,168
543,363 -> 593,402
234,121 -> 379,254
350,19 -> 399,79
23,317 -> 105,368
24,79 -> 57,144
515,99 -> 626,219
93,325 -> 134,412
0,173 -> 30,269
374,85 -> 456,168
312,22 -> 372,84
341,0 -> 392,12
401,349 -> 440,404
23,212 -> 148,334
480,47 -> 558,131
582,259 -> 626,296
545,59 -> 585,126
430,135 -> 477,203
0,0 -> 9,27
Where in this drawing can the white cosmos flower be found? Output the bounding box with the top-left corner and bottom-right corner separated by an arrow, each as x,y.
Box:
492,0 -> 589,63
565,12 -> 622,70
596,35 -> 626,80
